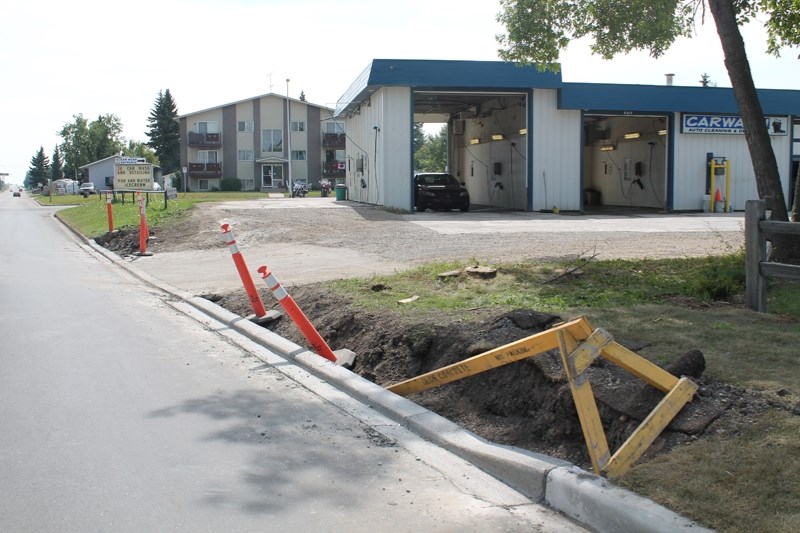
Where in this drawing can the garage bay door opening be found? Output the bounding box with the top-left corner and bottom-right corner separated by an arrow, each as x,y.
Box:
414,91 -> 529,212
583,114 -> 669,211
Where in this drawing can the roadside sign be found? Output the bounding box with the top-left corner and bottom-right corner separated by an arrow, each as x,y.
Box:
114,163 -> 154,190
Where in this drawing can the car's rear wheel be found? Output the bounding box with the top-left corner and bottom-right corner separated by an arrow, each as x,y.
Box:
460,204 -> 469,212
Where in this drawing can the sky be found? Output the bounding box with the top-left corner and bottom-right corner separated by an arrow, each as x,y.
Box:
2,0 -> 799,184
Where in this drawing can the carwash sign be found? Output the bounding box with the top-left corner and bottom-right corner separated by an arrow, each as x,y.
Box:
114,157 -> 154,189
682,114 -> 788,135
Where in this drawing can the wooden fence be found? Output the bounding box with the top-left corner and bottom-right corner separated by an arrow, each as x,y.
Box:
745,198 -> 800,312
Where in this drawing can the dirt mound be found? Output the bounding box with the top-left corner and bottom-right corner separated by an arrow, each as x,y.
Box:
94,228 -> 149,255
205,286 -> 776,469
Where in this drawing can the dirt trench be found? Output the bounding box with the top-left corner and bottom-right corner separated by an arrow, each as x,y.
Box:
205,285 -> 772,470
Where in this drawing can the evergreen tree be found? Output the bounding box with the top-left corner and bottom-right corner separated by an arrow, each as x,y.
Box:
50,145 -> 64,182
26,147 -> 50,189
146,89 -> 181,173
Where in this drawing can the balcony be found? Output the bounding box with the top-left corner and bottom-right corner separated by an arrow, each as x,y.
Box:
188,162 -> 222,177
188,131 -> 222,148
322,133 -> 345,148
323,160 -> 346,178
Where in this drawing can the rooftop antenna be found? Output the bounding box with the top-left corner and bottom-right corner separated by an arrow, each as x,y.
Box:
267,72 -> 273,92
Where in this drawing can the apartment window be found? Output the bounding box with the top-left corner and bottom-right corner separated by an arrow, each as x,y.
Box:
198,150 -> 218,163
237,120 -> 254,132
238,150 -> 254,161
291,121 -> 306,132
197,121 -> 218,133
198,179 -> 209,190
261,129 -> 283,152
291,150 -> 307,161
241,178 -> 255,191
325,121 -> 345,134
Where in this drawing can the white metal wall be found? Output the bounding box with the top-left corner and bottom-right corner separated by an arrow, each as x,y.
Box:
585,116 -> 668,209
459,98 -> 528,209
344,87 -> 413,210
531,90 -> 582,211
672,113 -> 792,210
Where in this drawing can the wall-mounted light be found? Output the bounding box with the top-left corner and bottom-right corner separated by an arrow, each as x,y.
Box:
624,132 -> 641,140
470,137 -> 480,145
600,145 -> 616,152
519,128 -> 527,135
658,129 -> 668,136
491,133 -> 504,141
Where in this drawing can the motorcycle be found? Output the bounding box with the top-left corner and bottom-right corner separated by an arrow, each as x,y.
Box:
320,179 -> 332,197
291,181 -> 308,198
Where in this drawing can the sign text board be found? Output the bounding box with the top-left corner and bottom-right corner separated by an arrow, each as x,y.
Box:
114,163 -> 154,190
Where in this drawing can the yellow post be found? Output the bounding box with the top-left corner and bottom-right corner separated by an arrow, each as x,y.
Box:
603,377 -> 698,477
557,330 -> 610,474
725,159 -> 731,212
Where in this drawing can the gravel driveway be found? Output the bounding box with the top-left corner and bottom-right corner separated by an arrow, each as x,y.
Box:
139,197 -> 745,295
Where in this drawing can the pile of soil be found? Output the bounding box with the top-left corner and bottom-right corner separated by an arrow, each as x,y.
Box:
205,285 -> 782,470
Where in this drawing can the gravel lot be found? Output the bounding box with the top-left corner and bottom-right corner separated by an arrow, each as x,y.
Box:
149,197 -> 745,282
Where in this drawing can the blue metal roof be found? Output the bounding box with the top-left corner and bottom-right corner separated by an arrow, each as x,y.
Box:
334,59 -> 800,118
335,59 -> 562,116
560,82 -> 800,115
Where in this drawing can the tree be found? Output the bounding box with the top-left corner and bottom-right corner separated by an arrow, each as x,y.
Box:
50,145 -> 64,182
496,0 -> 799,226
59,114 -> 91,179
145,89 -> 180,174
88,114 -> 125,162
123,140 -> 159,164
414,126 -> 448,172
413,123 -> 426,153
26,146 -> 49,189
59,113 -> 125,179
699,72 -> 717,87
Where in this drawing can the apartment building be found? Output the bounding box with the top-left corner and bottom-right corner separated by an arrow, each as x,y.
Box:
178,93 -> 345,192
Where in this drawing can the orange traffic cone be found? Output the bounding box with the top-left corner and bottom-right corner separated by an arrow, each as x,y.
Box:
715,189 -> 723,202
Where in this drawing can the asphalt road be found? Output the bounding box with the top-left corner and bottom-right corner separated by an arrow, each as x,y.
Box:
0,191 -> 584,531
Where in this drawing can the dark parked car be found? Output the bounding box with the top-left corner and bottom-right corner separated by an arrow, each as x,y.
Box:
13,189 -> 21,197
414,172 -> 469,212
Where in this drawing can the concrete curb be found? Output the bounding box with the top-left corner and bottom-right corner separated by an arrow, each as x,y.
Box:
85,237 -> 711,532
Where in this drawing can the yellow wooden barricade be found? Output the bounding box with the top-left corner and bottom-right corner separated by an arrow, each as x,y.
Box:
386,316 -> 697,477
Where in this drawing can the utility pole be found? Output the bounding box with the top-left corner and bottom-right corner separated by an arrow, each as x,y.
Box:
286,79 -> 292,192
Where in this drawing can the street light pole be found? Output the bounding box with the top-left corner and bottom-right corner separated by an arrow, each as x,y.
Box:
286,78 -> 292,193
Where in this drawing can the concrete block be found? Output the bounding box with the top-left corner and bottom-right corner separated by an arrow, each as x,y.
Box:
545,465 -> 712,533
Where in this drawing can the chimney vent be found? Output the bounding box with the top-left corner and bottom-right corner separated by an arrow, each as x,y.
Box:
665,73 -> 675,86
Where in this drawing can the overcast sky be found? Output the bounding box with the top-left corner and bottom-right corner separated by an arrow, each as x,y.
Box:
2,0 -> 798,183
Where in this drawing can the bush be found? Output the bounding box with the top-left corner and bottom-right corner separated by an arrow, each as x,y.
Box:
220,177 -> 242,192
681,252 -> 746,301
